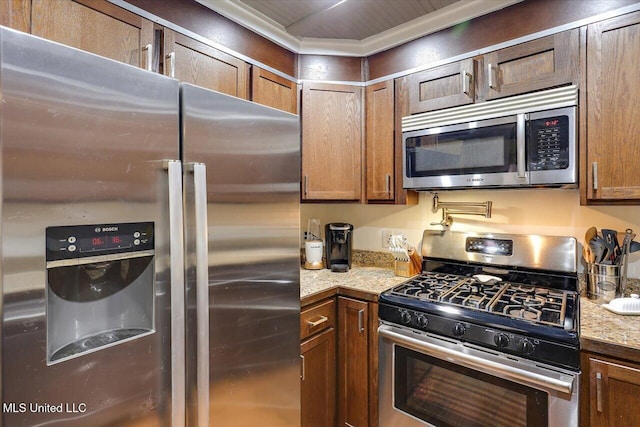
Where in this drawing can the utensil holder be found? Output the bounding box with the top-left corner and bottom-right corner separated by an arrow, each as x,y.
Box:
586,262 -> 627,304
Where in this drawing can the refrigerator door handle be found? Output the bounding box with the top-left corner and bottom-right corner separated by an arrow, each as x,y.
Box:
191,162 -> 210,427
164,159 -> 186,427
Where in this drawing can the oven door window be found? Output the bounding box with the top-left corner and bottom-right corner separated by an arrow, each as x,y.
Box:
405,122 -> 516,178
394,346 -> 548,427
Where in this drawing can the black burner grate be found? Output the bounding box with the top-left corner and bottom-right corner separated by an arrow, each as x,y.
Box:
387,272 -> 570,328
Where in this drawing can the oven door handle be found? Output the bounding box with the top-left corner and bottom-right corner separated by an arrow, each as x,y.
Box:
379,326 -> 574,397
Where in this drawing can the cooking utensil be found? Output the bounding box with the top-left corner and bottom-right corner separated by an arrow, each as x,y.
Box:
590,236 -> 607,263
620,229 -> 635,260
630,241 -> 640,253
601,229 -> 620,264
583,226 -> 597,263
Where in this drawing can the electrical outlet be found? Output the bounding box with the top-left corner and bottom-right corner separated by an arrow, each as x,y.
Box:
382,228 -> 394,248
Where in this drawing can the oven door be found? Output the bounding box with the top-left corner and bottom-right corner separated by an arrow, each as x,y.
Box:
403,115 -> 529,189
379,324 -> 579,427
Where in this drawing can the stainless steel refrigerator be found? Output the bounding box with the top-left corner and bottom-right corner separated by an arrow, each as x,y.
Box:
0,27 -> 301,427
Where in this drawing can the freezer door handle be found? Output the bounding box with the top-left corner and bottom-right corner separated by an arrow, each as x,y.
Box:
190,162 -> 210,427
164,160 -> 186,427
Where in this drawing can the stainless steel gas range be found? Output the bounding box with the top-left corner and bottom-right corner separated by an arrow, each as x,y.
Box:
378,230 -> 580,427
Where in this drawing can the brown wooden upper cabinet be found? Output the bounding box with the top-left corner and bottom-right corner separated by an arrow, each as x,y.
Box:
408,58 -> 475,114
251,66 -> 298,114
407,29 -> 578,114
301,82 -> 363,202
583,11 -> 640,203
366,81 -> 395,202
1,0 -> 30,33
163,28 -> 249,99
30,0 -> 153,69
483,29 -> 578,100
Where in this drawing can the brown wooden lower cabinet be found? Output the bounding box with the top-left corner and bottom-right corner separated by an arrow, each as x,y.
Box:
581,351 -> 640,426
337,296 -> 379,427
301,327 -> 336,427
301,295 -> 379,427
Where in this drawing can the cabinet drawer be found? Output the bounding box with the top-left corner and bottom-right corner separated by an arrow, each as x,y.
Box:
301,299 -> 336,340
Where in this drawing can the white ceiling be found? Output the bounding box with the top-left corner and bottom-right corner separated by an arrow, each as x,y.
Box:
195,0 -> 522,56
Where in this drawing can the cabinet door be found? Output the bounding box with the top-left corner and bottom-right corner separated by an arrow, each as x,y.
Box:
338,297 -> 369,427
31,0 -> 153,69
483,29 -> 578,100
0,0 -> 30,33
407,58 -> 475,114
164,29 -> 249,99
366,80 -> 394,201
301,83 -> 363,201
251,66 -> 298,114
301,328 -> 336,427
588,357 -> 640,426
584,12 -> 640,202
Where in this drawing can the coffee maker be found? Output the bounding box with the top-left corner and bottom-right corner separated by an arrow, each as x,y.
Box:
325,223 -> 353,272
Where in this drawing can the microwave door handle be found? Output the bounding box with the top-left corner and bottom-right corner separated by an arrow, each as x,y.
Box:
516,113 -> 527,179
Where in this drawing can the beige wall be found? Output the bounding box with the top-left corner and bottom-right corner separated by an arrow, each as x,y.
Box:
301,189 -> 640,278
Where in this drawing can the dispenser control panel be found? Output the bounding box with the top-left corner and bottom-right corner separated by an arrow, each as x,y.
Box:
46,222 -> 154,261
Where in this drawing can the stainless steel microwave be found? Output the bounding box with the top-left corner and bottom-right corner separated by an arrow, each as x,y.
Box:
402,85 -> 578,190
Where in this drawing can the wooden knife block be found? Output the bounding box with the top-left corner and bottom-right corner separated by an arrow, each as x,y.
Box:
394,249 -> 422,277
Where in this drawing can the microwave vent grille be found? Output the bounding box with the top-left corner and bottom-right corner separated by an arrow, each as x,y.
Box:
402,85 -> 578,132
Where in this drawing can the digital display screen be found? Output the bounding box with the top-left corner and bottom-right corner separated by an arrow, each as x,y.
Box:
82,235 -> 134,252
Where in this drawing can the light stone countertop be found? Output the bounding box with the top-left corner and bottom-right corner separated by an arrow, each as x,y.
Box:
300,264 -> 640,359
580,296 -> 640,352
300,266 -> 406,301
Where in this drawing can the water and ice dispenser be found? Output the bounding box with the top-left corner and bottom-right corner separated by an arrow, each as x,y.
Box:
45,222 -> 155,364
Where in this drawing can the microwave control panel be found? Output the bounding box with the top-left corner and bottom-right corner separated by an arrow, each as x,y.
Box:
528,115 -> 569,171
46,222 -> 154,261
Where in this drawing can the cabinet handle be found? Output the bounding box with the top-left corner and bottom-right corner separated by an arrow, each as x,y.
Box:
488,63 -> 497,90
358,309 -> 365,333
345,424 -> 355,427
385,174 -> 391,195
142,43 -> 152,72
461,71 -> 472,98
596,372 -> 603,413
306,315 -> 328,328
592,162 -> 598,191
300,354 -> 305,381
303,175 -> 308,196
165,51 -> 176,78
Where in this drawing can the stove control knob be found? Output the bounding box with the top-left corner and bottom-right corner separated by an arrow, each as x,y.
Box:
416,315 -> 429,328
494,333 -> 510,348
453,323 -> 466,337
521,339 -> 536,355
400,311 -> 412,324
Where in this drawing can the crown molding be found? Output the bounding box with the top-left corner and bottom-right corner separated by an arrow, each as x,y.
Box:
195,0 -> 523,57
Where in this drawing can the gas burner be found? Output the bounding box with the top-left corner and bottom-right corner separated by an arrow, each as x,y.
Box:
504,305 -> 541,321
509,294 -> 546,308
